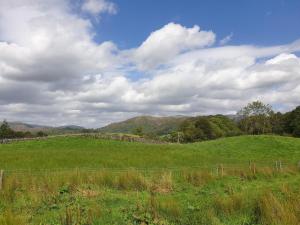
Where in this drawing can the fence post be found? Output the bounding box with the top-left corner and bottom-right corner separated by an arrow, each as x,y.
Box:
0,170 -> 4,190
279,161 -> 282,172
220,164 -> 224,177
252,163 -> 256,175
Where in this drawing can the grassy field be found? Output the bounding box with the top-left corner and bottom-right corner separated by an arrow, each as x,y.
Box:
1,135 -> 300,170
0,135 -> 299,224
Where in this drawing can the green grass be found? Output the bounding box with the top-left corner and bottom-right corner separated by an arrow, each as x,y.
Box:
0,135 -> 299,224
0,135 -> 299,170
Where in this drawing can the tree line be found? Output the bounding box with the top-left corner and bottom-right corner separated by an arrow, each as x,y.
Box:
237,101 -> 300,137
2,101 -> 300,142
163,101 -> 300,143
0,120 -> 47,139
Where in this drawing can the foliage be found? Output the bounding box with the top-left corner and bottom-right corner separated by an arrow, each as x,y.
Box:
283,106 -> 300,137
238,101 -> 273,134
179,115 -> 241,142
237,102 -> 300,138
0,120 -> 48,139
133,126 -> 144,136
0,120 -> 15,139
37,131 -> 48,137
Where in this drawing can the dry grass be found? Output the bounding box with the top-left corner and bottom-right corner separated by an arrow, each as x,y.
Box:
116,170 -> 148,191
0,167 -> 299,225
0,210 -> 26,225
150,172 -> 173,193
214,193 -> 244,216
255,192 -> 300,225
183,170 -> 214,186
158,198 -> 182,219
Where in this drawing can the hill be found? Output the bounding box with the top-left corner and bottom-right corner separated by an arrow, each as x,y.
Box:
1,135 -> 299,170
0,121 -> 85,134
99,115 -> 188,135
0,135 -> 299,224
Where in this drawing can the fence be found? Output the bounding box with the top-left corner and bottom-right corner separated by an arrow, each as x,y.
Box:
1,160 -> 299,175
0,160 -> 299,190
0,133 -> 167,145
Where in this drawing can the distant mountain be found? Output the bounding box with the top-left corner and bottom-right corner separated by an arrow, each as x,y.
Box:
98,115 -> 189,135
5,122 -> 52,133
56,125 -> 85,130
0,121 -> 85,134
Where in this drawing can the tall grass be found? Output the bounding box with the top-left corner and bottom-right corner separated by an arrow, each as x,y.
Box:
0,210 -> 26,225
0,167 -> 299,224
255,192 -> 300,225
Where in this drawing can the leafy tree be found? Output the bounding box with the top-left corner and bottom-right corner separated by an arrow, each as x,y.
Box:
0,120 -> 15,138
270,112 -> 285,135
284,106 -> 300,137
238,101 -> 273,134
179,115 -> 240,142
133,126 -> 143,136
160,131 -> 184,143
37,131 -> 48,137
194,117 -> 215,140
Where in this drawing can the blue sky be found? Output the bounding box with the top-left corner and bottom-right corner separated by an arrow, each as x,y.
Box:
96,0 -> 300,48
0,0 -> 300,127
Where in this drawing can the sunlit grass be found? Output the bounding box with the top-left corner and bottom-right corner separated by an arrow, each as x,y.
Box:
0,135 -> 300,224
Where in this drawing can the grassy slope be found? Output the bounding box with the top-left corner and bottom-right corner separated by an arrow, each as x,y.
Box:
0,135 -> 299,170
0,135 -> 300,224
99,116 -> 187,135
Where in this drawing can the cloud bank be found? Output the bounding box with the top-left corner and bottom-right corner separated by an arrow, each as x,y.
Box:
0,0 -> 300,127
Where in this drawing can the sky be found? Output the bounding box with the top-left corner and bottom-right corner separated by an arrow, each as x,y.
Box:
0,0 -> 300,128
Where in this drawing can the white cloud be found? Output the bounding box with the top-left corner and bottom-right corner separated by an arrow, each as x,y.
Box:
0,0 -> 300,127
81,0 -> 117,16
0,0 -> 120,84
131,23 -> 216,70
219,33 -> 233,45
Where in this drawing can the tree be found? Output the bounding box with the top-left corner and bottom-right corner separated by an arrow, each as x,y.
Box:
194,117 -> 215,140
133,126 -> 143,136
37,131 -> 48,137
0,120 -> 15,138
270,112 -> 284,135
180,117 -> 217,142
284,106 -> 300,137
238,101 -> 273,134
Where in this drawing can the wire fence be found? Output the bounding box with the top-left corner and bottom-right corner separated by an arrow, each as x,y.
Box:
2,160 -> 300,176
0,132 -> 167,145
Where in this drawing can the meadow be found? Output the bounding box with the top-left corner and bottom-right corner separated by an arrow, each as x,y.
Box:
0,135 -> 299,224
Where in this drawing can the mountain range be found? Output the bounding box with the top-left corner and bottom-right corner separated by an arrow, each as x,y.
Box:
2,114 -> 240,135
0,122 -> 85,134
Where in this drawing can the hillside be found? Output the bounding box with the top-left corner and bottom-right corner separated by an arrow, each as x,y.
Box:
1,135 -> 300,225
0,121 -> 85,134
99,115 -> 188,135
1,135 -> 299,170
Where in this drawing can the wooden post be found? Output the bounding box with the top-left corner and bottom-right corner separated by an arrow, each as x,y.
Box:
279,161 -> 282,172
216,166 -> 219,176
275,161 -> 278,172
220,164 -> 224,177
0,170 -> 4,190
252,163 -> 256,175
